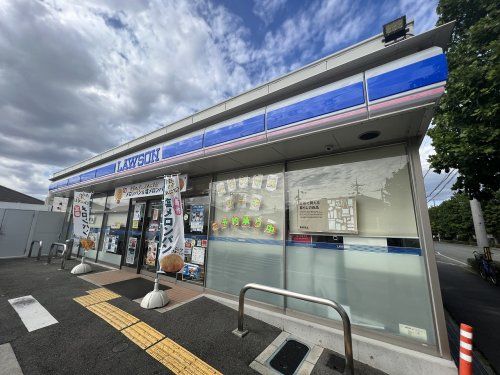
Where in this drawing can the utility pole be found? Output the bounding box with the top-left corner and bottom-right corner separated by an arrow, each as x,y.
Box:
470,198 -> 489,248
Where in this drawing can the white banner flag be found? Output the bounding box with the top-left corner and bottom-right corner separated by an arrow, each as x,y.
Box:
73,191 -> 92,238
158,175 -> 185,273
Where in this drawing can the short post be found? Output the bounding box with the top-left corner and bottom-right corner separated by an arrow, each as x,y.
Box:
46,243 -> 57,264
459,324 -> 473,375
65,239 -> 74,260
36,241 -> 44,261
59,244 -> 68,270
28,240 -> 42,258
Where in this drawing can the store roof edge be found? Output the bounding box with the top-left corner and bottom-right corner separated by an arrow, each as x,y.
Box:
51,20 -> 454,181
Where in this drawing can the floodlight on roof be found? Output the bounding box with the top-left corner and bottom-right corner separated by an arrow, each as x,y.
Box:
383,16 -> 408,44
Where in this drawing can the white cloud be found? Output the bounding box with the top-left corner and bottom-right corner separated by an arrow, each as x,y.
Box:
253,0 -> 286,25
0,0 -> 441,201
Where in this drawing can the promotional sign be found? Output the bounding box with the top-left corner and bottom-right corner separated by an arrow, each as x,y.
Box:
126,237 -> 137,264
113,176 -> 188,204
298,197 -> 357,234
191,246 -> 205,265
114,179 -> 164,204
158,175 -> 185,273
73,191 -> 92,238
178,174 -> 188,193
190,205 -> 205,232
52,197 -> 69,213
145,241 -> 158,266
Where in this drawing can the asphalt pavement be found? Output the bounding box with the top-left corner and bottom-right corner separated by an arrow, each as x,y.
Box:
434,242 -> 500,374
434,241 -> 499,265
1,257 -> 385,375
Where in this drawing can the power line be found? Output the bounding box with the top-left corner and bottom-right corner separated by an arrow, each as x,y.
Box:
426,169 -> 456,198
423,168 -> 431,179
427,170 -> 458,202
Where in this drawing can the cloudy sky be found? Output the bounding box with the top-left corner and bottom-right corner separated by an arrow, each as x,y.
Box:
0,0 -> 456,204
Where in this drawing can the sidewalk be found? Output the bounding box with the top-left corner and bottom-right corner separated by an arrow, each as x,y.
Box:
0,258 -> 385,375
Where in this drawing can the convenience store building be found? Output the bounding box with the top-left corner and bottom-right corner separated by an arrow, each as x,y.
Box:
48,21 -> 454,363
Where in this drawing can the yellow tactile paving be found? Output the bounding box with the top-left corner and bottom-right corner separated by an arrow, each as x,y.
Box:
86,287 -> 120,298
73,289 -> 222,374
86,302 -> 139,330
122,322 -> 165,349
73,290 -> 119,307
147,338 -> 222,375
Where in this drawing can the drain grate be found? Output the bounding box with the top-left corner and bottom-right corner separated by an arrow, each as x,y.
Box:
269,339 -> 309,375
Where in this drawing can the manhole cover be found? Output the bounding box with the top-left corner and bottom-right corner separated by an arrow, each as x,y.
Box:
112,343 -> 129,353
269,339 -> 309,375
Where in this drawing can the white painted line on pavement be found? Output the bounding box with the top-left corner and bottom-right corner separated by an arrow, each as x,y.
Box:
8,295 -> 58,332
0,343 -> 23,375
435,252 -> 468,266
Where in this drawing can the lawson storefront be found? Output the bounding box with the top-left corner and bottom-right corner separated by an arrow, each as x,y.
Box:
48,22 -> 453,359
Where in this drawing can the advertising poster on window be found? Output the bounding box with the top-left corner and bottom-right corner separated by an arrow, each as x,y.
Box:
158,175 -> 185,273
145,241 -> 158,266
190,205 -> 204,232
52,197 -> 69,213
73,191 -> 92,238
298,197 -> 357,234
191,246 -> 205,265
126,237 -> 137,264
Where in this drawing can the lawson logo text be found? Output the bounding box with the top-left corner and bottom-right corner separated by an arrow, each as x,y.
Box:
116,148 -> 161,172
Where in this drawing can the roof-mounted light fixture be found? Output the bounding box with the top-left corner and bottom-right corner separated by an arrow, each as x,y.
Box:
383,16 -> 408,45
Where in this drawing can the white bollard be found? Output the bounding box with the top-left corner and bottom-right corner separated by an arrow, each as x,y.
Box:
70,255 -> 92,275
140,276 -> 169,309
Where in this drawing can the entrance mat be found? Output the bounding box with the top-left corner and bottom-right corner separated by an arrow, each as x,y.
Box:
104,278 -> 171,300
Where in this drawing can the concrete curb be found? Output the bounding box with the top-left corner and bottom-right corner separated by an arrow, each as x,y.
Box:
205,294 -> 457,375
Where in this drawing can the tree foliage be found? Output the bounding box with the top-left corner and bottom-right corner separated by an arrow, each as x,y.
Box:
483,190 -> 500,240
428,193 -> 474,241
429,0 -> 500,199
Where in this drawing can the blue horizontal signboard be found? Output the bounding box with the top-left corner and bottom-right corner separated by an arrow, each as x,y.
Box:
51,48 -> 448,192
367,54 -> 448,101
162,133 -> 204,159
267,82 -> 365,130
79,170 -> 96,182
95,163 -> 116,178
203,114 -> 265,147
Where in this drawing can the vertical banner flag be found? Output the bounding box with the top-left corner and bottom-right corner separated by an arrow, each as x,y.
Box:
159,175 -> 185,273
73,191 -> 92,238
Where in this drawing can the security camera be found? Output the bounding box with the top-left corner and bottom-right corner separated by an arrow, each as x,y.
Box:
324,145 -> 334,152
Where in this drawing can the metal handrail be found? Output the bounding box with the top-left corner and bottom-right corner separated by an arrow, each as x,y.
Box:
36,240 -> 44,261
28,240 -> 42,258
232,283 -> 354,375
65,239 -> 74,260
47,242 -> 68,269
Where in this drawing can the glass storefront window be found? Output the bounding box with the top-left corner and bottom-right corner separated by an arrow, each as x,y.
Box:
206,165 -> 284,306
86,195 -> 107,260
140,201 -> 161,272
97,193 -> 131,266
285,145 -> 435,346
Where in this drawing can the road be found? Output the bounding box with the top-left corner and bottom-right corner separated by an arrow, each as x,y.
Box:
434,242 -> 500,374
434,241 -> 499,265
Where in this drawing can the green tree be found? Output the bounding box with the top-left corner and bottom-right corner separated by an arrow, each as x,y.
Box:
428,193 -> 474,241
428,0 -> 500,199
483,190 -> 500,241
